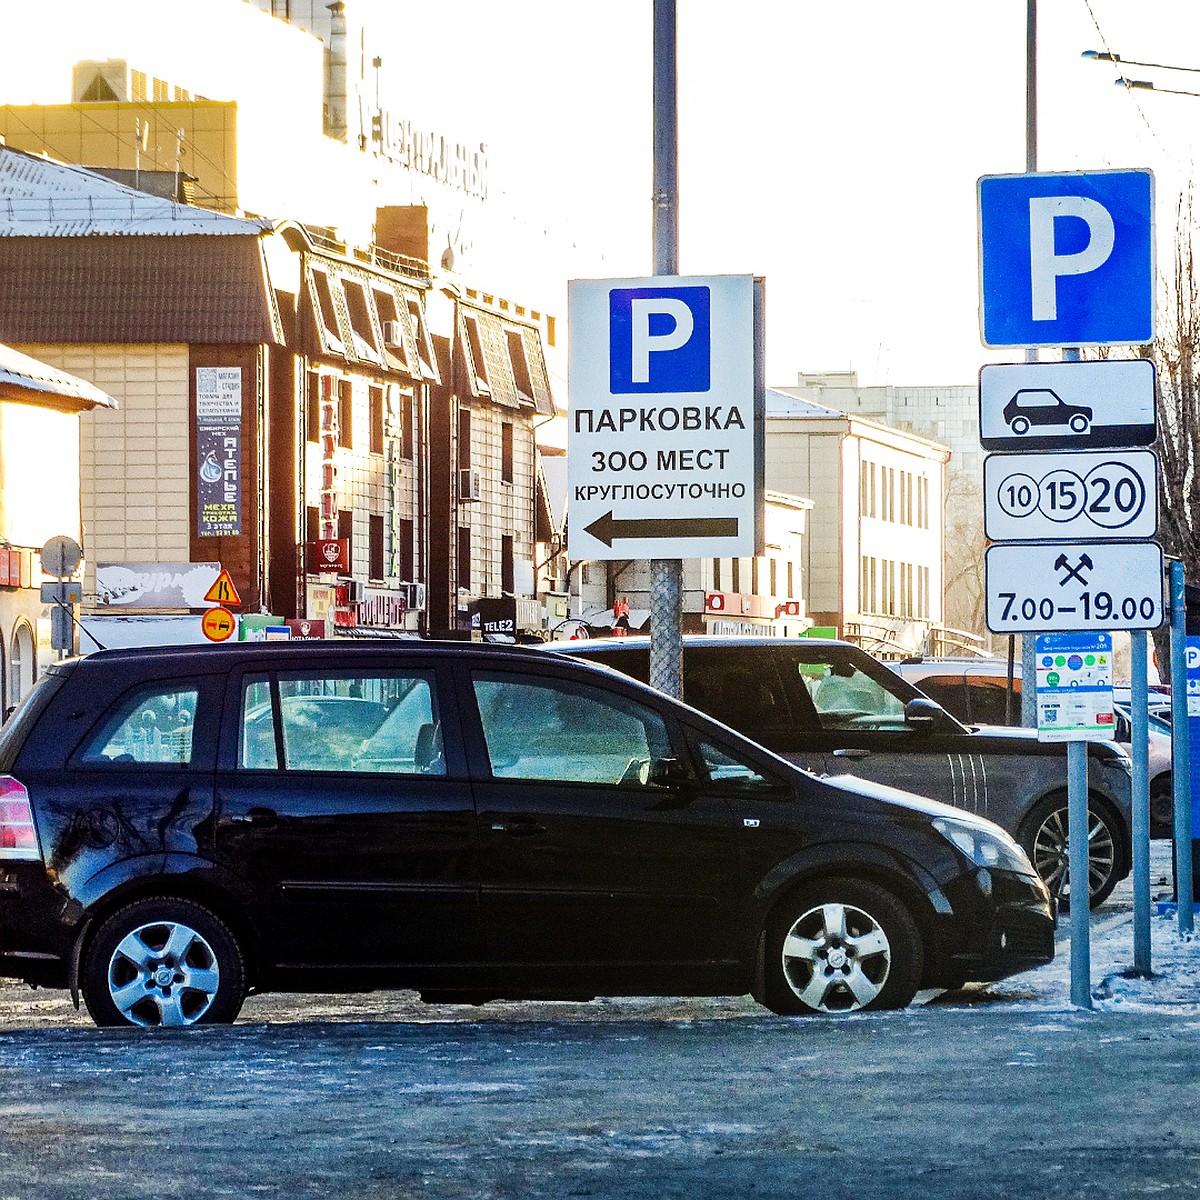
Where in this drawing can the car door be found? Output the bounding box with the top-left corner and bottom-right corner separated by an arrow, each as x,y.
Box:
462,664 -> 743,968
778,647 -> 991,816
210,659 -> 479,969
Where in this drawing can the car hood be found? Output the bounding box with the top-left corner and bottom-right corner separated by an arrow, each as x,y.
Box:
819,769 -> 1010,834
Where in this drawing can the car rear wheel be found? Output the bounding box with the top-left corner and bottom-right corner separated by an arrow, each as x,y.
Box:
81,898 -> 247,1028
1019,795 -> 1120,910
760,879 -> 922,1016
1010,416 -> 1031,435
1150,777 -> 1173,840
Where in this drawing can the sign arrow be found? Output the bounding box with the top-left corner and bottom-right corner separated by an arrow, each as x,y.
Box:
584,510 -> 739,547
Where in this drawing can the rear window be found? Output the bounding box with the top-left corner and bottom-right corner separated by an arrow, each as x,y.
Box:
0,667 -> 67,771
78,684 -> 199,766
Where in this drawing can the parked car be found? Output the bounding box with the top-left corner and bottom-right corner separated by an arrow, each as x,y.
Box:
1002,388 -> 1092,436
547,637 -> 1133,909
0,641 -> 1053,1028
895,657 -> 1173,837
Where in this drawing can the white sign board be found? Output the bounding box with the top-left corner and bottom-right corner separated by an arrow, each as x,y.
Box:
567,275 -> 763,560
985,540 -> 1164,633
984,449 -> 1158,542
979,359 -> 1156,452
1034,632 -> 1116,742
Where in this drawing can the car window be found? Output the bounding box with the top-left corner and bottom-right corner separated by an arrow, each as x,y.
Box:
239,672 -> 444,775
799,659 -> 908,732
79,685 -> 199,766
912,676 -> 969,722
683,651 -> 794,731
963,675 -> 1018,725
472,672 -> 672,786
692,734 -> 786,793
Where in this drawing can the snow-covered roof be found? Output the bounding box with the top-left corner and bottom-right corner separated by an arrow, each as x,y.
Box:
0,342 -> 117,411
765,389 -> 845,419
0,146 -> 273,237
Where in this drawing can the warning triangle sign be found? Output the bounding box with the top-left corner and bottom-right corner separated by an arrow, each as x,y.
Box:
204,569 -> 242,607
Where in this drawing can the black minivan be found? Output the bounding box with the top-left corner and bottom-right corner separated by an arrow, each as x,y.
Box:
0,641 -> 1053,1028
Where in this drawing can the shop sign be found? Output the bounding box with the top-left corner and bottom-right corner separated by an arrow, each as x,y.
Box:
97,562 -> 220,609
196,367 -> 242,537
309,539 -> 350,574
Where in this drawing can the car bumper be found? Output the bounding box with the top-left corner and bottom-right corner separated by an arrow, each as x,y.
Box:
928,866 -> 1055,986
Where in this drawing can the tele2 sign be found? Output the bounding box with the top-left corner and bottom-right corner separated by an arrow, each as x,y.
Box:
568,275 -> 764,561
978,169 -> 1154,348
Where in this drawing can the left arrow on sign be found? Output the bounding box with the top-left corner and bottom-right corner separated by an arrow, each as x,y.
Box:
584,510 -> 739,547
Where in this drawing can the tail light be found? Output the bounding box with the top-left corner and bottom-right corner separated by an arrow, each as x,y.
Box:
0,776 -> 40,860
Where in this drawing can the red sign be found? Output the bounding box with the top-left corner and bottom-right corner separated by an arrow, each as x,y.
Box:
285,619 -> 327,640
200,607 -> 236,642
203,568 -> 242,607
309,539 -> 349,574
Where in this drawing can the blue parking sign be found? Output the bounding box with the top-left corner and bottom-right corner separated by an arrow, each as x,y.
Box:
978,170 -> 1154,348
608,285 -> 711,394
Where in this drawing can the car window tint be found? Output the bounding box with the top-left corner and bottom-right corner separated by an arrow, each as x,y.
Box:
911,676 -> 969,722
683,652 -> 791,731
80,685 -> 199,765
800,659 -> 908,732
693,734 -> 784,792
239,672 -> 444,775
472,673 -> 671,785
964,675 -> 1017,726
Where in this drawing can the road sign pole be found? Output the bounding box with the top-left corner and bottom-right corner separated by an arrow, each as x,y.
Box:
1131,628 -> 1152,975
1068,738 -> 1092,1007
1170,559 -> 1194,933
649,0 -> 683,699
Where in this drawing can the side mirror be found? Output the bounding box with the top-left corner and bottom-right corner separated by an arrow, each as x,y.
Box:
904,697 -> 943,733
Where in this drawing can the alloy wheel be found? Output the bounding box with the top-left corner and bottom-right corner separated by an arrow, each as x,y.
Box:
780,901 -> 892,1013
1031,806 -> 1116,906
106,920 -> 222,1028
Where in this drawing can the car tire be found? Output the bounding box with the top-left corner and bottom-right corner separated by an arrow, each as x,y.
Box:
1150,776 -> 1173,840
81,898 -> 247,1028
1069,414 -> 1090,433
760,878 -> 922,1016
1019,794 -> 1122,911
1010,416 -> 1030,435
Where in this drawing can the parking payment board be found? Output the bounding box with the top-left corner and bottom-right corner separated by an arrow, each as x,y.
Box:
567,275 -> 765,561
1187,638 -> 1200,838
1034,632 -> 1115,743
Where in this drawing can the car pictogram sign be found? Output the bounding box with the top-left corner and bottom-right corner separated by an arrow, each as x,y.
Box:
203,569 -> 241,607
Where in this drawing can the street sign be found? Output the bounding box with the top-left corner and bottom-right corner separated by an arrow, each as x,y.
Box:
984,449 -> 1158,542
203,568 -> 242,607
567,275 -> 764,561
985,540 -> 1164,633
40,535 -> 82,579
1034,632 -> 1115,743
979,360 -> 1156,452
200,606 -> 236,642
40,581 -> 83,605
978,169 -> 1154,348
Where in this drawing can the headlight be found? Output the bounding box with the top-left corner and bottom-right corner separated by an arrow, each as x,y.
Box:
932,816 -> 1035,876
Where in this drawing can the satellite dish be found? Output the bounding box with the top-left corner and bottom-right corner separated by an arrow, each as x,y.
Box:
40,536 -> 83,579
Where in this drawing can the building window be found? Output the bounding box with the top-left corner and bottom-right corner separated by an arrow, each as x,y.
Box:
343,279 -> 377,352
501,422 -> 514,485
311,269 -> 342,348
400,392 -> 414,460
369,386 -> 384,456
369,515 -> 385,581
306,505 -> 319,546
501,535 -> 514,593
458,408 -> 471,468
463,314 -> 490,394
338,379 -> 353,449
398,518 -> 414,582
506,328 -> 534,404
338,510 -> 354,571
407,299 -> 436,379
374,288 -> 410,371
306,372 -> 320,445
712,559 -> 722,592
731,558 -> 741,593
751,557 -> 760,595
787,561 -> 795,598
869,557 -> 877,612
131,70 -> 147,101
457,527 -> 471,592
906,473 -> 914,526
769,557 -> 778,597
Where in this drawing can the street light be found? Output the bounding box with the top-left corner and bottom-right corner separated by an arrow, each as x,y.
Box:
1082,49 -> 1200,74
1115,76 -> 1200,98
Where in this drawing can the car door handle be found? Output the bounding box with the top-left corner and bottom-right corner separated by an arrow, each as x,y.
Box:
832,748 -> 872,759
490,820 -> 546,837
228,806 -> 279,826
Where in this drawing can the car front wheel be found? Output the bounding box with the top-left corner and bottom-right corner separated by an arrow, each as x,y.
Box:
1010,416 -> 1031,435
1020,796 -> 1121,910
760,879 -> 922,1016
81,898 -> 247,1028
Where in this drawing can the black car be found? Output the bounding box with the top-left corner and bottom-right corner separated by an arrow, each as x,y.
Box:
1002,388 -> 1092,436
0,641 -> 1052,1028
546,636 -> 1133,908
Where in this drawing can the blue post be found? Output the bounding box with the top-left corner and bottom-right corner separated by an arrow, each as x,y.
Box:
1068,739 -> 1092,1008
1170,560 -> 1194,934
1130,629 -> 1151,975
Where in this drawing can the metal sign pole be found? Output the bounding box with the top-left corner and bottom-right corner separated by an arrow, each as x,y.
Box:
1170,560 -> 1194,934
1068,738 -> 1092,1007
1130,628 -> 1152,975
649,0 -> 683,700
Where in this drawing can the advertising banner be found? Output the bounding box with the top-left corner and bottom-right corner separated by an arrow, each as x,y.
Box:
196,367 -> 242,537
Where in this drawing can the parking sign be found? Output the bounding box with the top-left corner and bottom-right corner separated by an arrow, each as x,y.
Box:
978,169 -> 1154,348
568,275 -> 764,561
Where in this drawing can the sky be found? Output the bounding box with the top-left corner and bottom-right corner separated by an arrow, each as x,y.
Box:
373,0 -> 1200,389
6,0 -> 1200,390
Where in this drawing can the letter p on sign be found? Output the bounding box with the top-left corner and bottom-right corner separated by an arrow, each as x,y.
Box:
978,169 -> 1154,348
609,285 -> 711,393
